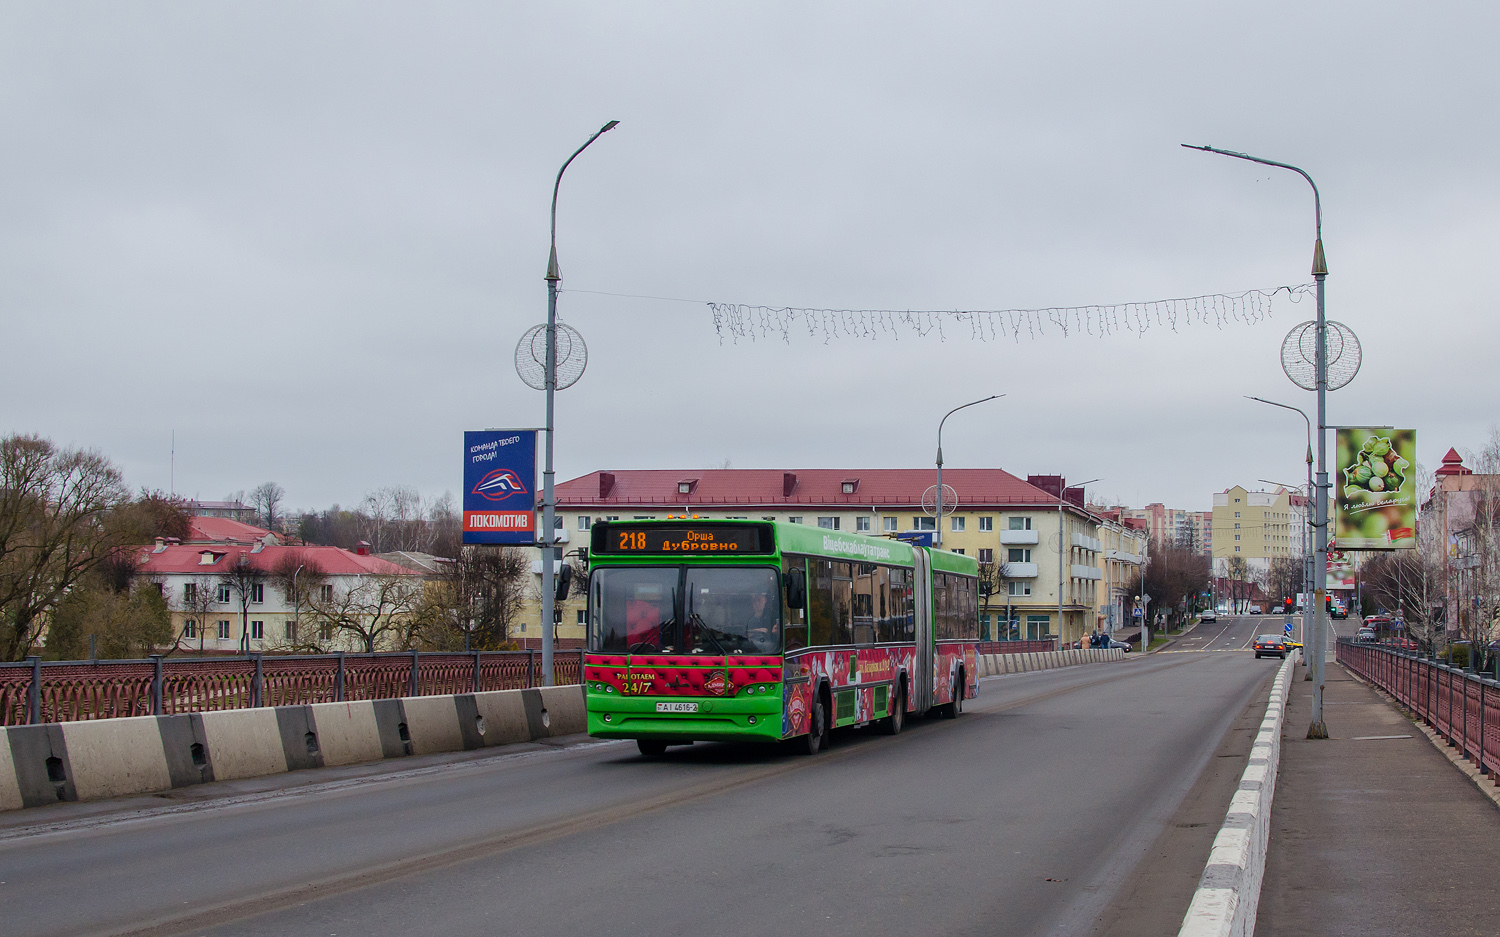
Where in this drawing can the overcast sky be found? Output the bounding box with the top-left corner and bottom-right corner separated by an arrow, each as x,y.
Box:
3,2 -> 1497,515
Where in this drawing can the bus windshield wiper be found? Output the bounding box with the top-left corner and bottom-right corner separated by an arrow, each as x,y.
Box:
688,613 -> 729,656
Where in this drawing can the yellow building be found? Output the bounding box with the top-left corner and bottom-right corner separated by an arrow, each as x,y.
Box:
544,468 -> 1117,647
1211,485 -> 1305,579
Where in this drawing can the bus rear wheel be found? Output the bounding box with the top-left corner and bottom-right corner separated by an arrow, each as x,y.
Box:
637,739 -> 668,758
882,684 -> 905,735
941,674 -> 964,719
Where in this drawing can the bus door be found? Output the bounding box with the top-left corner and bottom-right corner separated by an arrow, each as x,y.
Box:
910,548 -> 934,713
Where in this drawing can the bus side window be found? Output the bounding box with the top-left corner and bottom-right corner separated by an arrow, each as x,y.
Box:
963,576 -> 979,640
852,563 -> 877,645
783,557 -> 809,652
887,567 -> 910,640
873,565 -> 891,643
830,561 -> 853,646
809,560 -> 835,648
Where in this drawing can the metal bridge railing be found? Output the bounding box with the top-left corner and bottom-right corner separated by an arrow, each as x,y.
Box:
1336,638 -> 1500,786
0,649 -> 586,726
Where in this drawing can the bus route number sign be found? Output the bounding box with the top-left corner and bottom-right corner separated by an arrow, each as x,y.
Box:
597,524 -> 768,555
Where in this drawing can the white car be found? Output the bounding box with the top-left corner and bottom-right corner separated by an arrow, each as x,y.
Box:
1200,609 -> 1217,623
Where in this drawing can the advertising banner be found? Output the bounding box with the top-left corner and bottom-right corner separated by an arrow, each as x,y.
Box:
1326,548 -> 1356,592
1335,427 -> 1417,549
462,430 -> 537,545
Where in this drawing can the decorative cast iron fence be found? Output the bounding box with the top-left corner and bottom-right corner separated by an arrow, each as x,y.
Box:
1337,639 -> 1500,786
975,639 -> 1060,654
0,649 -> 585,726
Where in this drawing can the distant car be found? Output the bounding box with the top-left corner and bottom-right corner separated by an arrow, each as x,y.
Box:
1254,634 -> 1288,659
1249,607 -> 1263,615
1329,605 -> 1348,620
1103,638 -> 1132,652
1200,609 -> 1217,623
1356,628 -> 1378,643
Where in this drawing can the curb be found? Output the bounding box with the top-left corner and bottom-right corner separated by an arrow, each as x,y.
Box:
1177,650 -> 1297,937
0,685 -> 585,812
976,647 -> 1124,679
1341,666 -> 1500,811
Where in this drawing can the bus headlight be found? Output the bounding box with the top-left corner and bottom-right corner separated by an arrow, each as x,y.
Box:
603,713 -> 612,722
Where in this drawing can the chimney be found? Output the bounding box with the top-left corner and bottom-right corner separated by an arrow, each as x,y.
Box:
782,472 -> 798,497
599,472 -> 616,497
153,537 -> 167,553
355,541 -> 371,556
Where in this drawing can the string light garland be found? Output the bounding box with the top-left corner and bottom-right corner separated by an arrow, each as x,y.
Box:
709,284 -> 1313,345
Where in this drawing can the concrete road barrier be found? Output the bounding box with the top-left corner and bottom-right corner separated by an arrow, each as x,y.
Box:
1,685 -> 588,812
1177,651 -> 1297,937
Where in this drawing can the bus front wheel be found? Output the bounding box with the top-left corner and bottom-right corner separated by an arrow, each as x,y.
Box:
799,694 -> 828,755
637,739 -> 668,758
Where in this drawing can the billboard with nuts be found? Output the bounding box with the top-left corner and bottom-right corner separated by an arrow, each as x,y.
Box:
1335,427 -> 1416,550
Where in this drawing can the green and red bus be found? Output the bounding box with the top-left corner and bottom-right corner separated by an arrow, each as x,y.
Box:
583,519 -> 980,756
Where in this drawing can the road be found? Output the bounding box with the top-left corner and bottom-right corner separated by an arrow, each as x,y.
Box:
1165,612 -> 1299,655
0,649 -> 1280,937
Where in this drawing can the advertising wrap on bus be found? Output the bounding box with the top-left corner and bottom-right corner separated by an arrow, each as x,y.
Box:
462,430 -> 537,545
581,519 -> 981,758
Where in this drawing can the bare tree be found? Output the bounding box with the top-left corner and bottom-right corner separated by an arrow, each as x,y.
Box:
301,573 -> 424,652
180,574 -> 220,655
267,550 -> 326,648
1,434 -> 136,661
249,482 -> 286,532
419,546 -> 531,650
219,553 -> 269,653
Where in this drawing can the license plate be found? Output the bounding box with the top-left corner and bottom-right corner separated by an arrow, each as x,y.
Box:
656,701 -> 699,713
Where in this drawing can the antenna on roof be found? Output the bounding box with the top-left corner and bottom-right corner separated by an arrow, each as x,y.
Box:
170,430 -> 175,497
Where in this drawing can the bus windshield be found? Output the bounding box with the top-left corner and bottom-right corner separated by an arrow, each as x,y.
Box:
589,566 -> 780,655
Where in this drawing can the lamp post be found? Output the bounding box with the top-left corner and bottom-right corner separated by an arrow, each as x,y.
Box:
1186,143 -> 1330,738
292,563 -> 304,646
1249,394 -> 1317,652
934,395 -> 1002,548
541,120 -> 619,686
1059,477 -> 1100,647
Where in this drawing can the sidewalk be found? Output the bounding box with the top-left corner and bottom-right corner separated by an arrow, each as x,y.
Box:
1255,659 -> 1500,936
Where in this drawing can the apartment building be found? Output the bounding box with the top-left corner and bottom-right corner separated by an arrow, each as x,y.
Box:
1211,485 -> 1305,579
549,468 -> 1136,647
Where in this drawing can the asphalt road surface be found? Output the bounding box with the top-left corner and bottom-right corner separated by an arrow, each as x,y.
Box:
0,651 -> 1280,937
1168,613 -> 1300,655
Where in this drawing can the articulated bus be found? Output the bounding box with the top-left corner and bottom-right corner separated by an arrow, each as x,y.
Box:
583,519 -> 981,756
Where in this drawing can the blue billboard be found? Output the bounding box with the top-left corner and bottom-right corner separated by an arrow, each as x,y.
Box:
462,430 -> 538,545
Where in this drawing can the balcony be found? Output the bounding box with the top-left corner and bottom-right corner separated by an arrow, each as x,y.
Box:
1071,564 -> 1103,581
1071,533 -> 1102,552
999,530 -> 1039,545
1001,562 -> 1039,579
1104,549 -> 1142,565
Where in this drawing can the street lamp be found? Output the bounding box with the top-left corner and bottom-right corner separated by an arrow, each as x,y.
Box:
1249,394 -> 1317,654
935,395 -> 1002,548
1058,477 -> 1100,647
292,563 -> 304,646
1185,143 -> 1331,739
540,120 -> 619,686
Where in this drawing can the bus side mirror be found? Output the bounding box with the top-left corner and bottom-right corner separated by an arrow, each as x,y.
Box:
785,568 -> 805,609
554,563 -> 573,602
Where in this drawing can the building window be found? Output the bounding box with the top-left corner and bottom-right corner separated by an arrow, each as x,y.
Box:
250,620 -> 264,640
633,515 -> 656,520
912,517 -> 935,531
1235,546 -> 1241,553
762,516 -> 777,521
1008,548 -> 1031,562
605,515 -> 619,521
788,516 -> 803,524
216,620 -> 231,639
1234,535 -> 1240,541
978,548 -> 994,563
817,517 -> 840,530
183,583 -> 197,603
1234,511 -> 1241,518
1026,614 -> 1051,639
576,609 -> 587,625
251,583 -> 264,603
1009,582 -> 1032,597
951,517 -> 965,532
1234,523 -> 1240,529
578,516 -> 591,530
319,622 -> 333,640
183,619 -> 197,638
285,621 -> 297,641
319,584 -> 334,602
216,584 -> 231,603
883,517 -> 898,532
1009,517 -> 1032,531
855,516 -> 871,532
979,516 -> 993,531
953,549 -> 964,555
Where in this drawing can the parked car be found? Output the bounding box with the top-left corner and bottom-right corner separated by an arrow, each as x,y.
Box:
1103,638 -> 1132,652
1200,609 -> 1217,623
1356,628 -> 1378,643
1254,634 -> 1288,659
